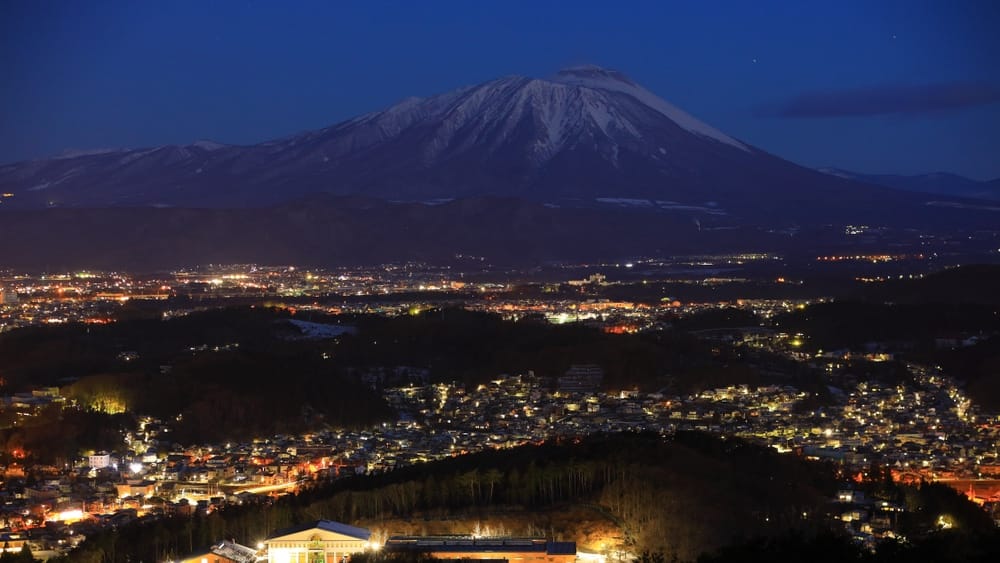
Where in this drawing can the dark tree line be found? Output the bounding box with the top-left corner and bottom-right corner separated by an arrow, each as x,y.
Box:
773,302 -> 1000,352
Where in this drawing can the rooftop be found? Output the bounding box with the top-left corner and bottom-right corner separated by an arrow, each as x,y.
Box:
267,519 -> 371,541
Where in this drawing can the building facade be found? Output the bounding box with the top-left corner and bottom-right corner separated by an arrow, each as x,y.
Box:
88,452 -> 112,470
385,535 -> 577,563
265,520 -> 371,563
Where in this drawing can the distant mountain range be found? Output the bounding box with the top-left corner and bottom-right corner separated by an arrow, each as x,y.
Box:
818,168 -> 1000,201
1,66 -> 997,269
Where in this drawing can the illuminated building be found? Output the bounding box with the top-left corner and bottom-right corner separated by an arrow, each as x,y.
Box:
264,520 -> 371,563
0,287 -> 17,305
385,535 -> 577,563
0,532 -> 27,553
115,480 -> 156,498
88,451 -> 112,470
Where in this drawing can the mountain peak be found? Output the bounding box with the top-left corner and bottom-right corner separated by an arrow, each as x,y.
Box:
553,65 -> 635,86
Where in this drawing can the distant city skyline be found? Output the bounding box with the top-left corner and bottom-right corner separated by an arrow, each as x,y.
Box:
2,0 -> 999,179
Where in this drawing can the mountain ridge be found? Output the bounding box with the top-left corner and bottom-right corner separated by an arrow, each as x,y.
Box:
818,168 -> 1000,201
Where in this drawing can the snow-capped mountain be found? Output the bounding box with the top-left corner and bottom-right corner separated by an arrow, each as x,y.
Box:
2,66 -> 999,269
0,65 -> 926,222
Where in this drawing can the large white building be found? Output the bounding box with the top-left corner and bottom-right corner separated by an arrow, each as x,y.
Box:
265,520 -> 372,563
88,452 -> 112,470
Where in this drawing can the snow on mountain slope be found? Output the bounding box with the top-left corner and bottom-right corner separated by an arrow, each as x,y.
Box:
551,65 -> 749,151
0,65 -> 935,220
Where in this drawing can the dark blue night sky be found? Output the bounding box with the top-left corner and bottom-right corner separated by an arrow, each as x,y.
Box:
2,0 -> 998,179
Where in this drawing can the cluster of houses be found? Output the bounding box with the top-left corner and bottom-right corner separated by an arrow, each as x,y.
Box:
3,355 -> 999,556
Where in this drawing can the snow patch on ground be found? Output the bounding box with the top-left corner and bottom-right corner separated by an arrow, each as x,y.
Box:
596,197 -> 728,215
817,168 -> 854,179
596,197 -> 655,207
118,149 -> 158,166
926,201 -> 1000,212
656,203 -> 728,215
286,319 -> 357,340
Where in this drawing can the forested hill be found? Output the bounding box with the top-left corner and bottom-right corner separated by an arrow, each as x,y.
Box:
849,264 -> 1000,305
61,432 -> 840,562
